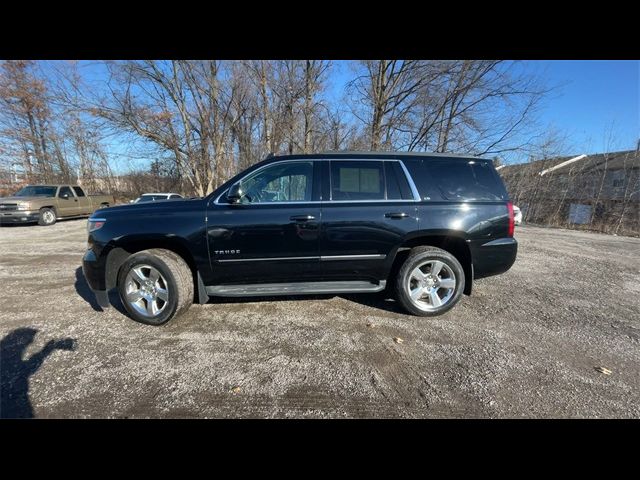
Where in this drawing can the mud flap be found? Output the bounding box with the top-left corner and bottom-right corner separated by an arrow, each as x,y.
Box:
196,272 -> 209,304
95,290 -> 111,309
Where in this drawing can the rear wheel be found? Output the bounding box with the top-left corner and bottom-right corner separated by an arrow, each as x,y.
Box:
38,208 -> 56,226
395,246 -> 465,316
117,249 -> 193,325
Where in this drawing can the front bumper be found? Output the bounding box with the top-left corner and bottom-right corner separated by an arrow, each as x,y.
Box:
82,248 -> 111,308
0,211 -> 40,224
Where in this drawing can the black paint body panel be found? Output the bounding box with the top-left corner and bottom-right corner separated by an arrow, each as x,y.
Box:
83,152 -> 517,297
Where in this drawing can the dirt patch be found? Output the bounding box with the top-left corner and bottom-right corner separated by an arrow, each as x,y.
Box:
0,220 -> 638,418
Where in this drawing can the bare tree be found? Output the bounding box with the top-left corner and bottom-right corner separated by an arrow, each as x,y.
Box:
347,60 -> 549,159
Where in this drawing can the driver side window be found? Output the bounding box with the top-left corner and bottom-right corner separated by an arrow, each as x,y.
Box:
59,186 -> 73,198
236,161 -> 314,204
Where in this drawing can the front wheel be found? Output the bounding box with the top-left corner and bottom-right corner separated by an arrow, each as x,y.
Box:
38,208 -> 56,226
395,246 -> 465,316
117,249 -> 194,325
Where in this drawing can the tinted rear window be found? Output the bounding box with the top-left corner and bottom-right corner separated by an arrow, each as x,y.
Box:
385,161 -> 414,200
331,161 -> 384,201
425,159 -> 506,201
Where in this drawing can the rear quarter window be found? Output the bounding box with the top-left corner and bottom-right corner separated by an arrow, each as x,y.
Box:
426,159 -> 506,201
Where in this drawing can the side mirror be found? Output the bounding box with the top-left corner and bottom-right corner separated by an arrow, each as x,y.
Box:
61,193 -> 69,199
227,182 -> 243,204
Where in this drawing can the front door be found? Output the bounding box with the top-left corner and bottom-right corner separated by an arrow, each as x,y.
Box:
206,160 -> 322,285
57,186 -> 80,217
72,186 -> 92,215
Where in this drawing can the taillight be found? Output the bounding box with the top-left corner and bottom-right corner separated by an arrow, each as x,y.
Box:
507,202 -> 515,237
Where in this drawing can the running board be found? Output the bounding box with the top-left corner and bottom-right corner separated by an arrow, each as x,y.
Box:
206,280 -> 386,297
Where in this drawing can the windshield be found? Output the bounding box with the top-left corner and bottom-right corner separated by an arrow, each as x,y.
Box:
137,195 -> 169,203
14,186 -> 57,197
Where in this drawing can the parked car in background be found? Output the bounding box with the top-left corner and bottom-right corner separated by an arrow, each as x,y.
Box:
130,193 -> 183,204
0,185 -> 114,226
83,151 -> 517,325
513,205 -> 522,225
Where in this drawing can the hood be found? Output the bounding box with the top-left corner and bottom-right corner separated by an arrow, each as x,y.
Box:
0,196 -> 37,203
92,197 -> 198,217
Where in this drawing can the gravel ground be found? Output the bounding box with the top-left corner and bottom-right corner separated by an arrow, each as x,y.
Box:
0,219 -> 638,418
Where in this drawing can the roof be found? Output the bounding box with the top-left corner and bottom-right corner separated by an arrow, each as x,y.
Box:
140,193 -> 182,196
499,149 -> 639,176
270,151 -> 493,162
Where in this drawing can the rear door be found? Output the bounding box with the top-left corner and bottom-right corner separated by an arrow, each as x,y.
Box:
72,186 -> 92,215
319,159 -> 419,283
57,186 -> 80,217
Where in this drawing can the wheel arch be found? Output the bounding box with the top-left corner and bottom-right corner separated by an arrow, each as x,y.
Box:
388,230 -> 474,295
105,236 -> 208,304
39,205 -> 57,214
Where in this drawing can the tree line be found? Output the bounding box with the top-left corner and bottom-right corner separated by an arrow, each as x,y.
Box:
0,60 -> 549,197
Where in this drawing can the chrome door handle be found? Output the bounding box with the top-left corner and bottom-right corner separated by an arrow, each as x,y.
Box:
290,215 -> 316,222
385,212 -> 409,219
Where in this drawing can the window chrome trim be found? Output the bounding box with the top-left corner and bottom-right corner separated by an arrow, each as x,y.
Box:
213,158 -> 422,205
398,160 -> 422,201
214,159 -> 316,205
321,199 -> 417,204
328,158 -> 421,203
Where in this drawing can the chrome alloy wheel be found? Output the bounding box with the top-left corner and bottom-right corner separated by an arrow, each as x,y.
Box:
124,265 -> 169,318
42,210 -> 55,224
406,260 -> 457,312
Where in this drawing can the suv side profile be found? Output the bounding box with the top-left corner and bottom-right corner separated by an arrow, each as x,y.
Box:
82,152 -> 517,325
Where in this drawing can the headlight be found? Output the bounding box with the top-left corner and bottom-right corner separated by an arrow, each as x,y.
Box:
87,218 -> 106,233
16,202 -> 30,211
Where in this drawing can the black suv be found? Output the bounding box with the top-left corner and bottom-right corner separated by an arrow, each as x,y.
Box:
82,152 -> 517,325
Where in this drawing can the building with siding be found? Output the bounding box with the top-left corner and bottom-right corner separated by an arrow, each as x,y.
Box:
498,149 -> 639,235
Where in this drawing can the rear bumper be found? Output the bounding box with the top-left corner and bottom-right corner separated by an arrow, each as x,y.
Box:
472,237 -> 518,279
0,211 -> 39,224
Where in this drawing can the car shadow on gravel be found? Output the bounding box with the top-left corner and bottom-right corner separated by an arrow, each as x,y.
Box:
74,264 -> 405,317
0,328 -> 76,418
339,292 -> 407,314
74,267 -> 126,315
0,223 -> 38,228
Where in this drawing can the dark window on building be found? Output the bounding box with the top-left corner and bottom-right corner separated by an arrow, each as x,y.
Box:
331,161 -> 384,201
613,178 -> 624,188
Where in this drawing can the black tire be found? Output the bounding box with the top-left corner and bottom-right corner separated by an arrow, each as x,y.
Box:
395,246 -> 465,317
117,248 -> 194,326
37,207 -> 57,226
